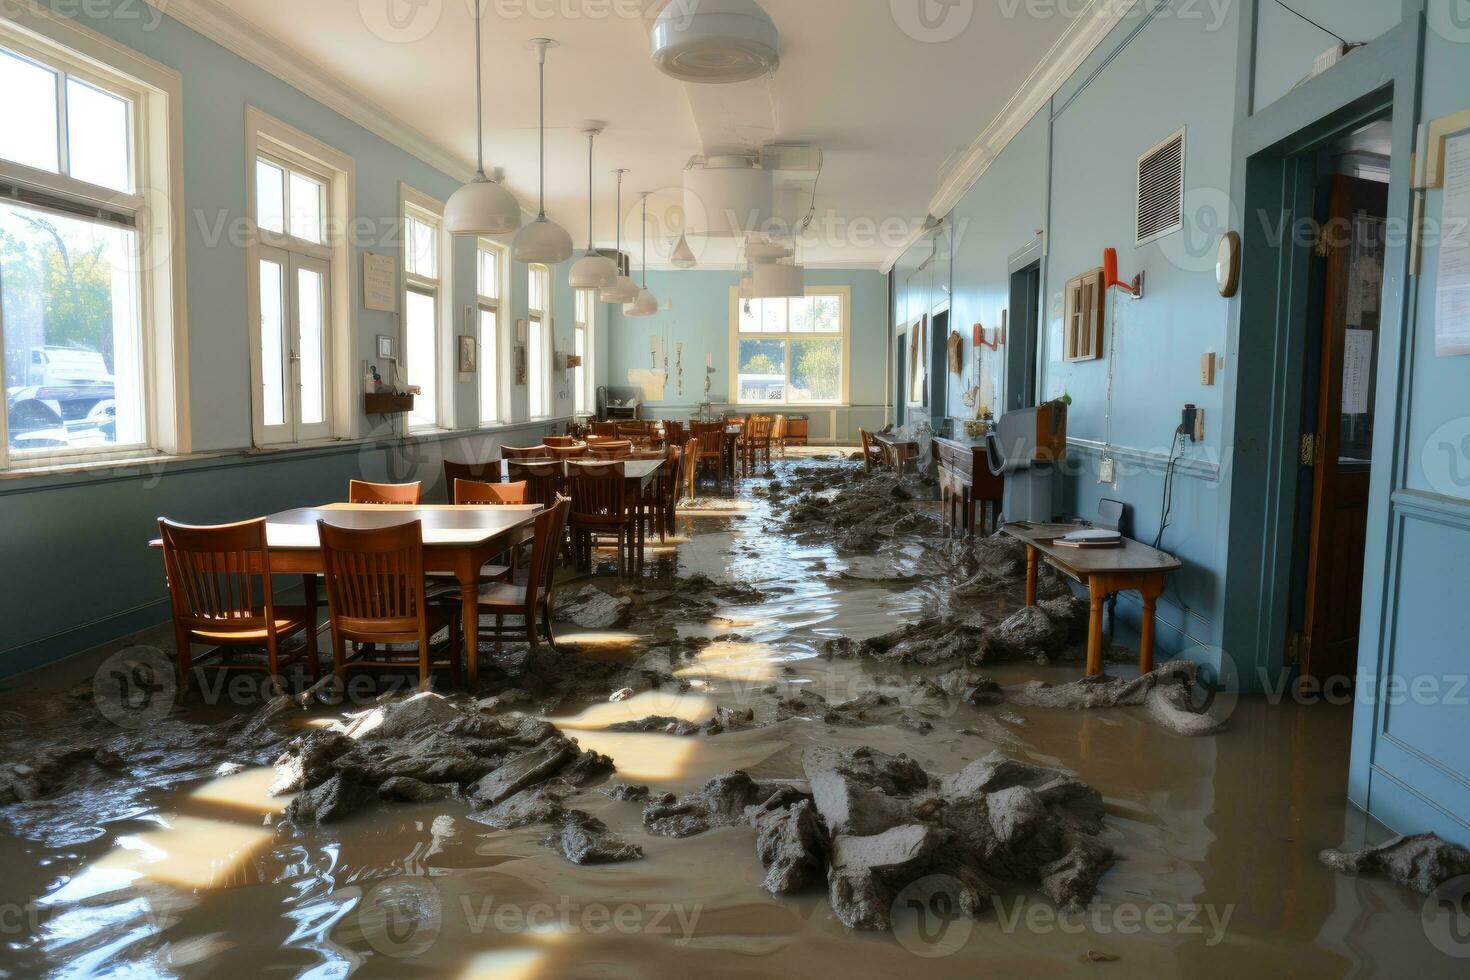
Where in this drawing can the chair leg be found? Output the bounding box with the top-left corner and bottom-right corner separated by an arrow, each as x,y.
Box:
173,623 -> 193,690
332,631 -> 347,686
541,603 -> 558,652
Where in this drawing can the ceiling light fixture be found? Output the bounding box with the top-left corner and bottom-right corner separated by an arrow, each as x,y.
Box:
445,1 -> 521,236
651,0 -> 779,84
512,38 -> 573,263
624,191 -> 659,317
671,232 -> 698,268
600,169 -> 640,303
568,124 -> 618,289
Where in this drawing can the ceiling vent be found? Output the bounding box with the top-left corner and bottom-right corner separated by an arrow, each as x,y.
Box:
651,0 -> 779,84
1136,128 -> 1184,245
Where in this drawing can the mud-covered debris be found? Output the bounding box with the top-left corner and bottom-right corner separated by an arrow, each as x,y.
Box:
753,798 -> 829,894
1320,833 -> 1470,895
285,772 -> 372,824
555,585 -> 633,629
602,782 -> 650,801
0,745 -> 120,805
377,776 -> 458,803
543,809 -> 644,864
1012,661 -> 1225,736
642,771 -> 810,838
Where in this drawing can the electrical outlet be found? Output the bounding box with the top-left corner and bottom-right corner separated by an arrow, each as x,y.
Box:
1099,455 -> 1116,484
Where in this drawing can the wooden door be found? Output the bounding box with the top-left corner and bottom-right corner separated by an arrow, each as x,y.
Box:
1300,176 -> 1387,686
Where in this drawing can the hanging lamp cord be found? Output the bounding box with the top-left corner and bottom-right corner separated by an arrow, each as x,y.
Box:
536,44 -> 546,215
586,133 -> 595,253
474,2 -> 485,180
641,194 -> 649,287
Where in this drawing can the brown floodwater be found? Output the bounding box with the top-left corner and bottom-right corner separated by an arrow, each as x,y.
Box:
0,453 -> 1459,977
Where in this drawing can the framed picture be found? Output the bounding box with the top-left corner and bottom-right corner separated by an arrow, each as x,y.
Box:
377,334 -> 397,361
457,335 -> 477,374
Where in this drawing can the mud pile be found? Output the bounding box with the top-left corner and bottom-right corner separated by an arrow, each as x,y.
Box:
1013,661 -> 1228,736
639,745 -> 1113,932
1320,833 -> 1470,894
781,467 -> 939,554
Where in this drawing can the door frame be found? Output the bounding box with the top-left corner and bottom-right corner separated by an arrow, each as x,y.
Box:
1219,4 -> 1424,816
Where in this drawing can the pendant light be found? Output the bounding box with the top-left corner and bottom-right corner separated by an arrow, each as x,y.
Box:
512,38 -> 573,263
671,232 -> 697,268
599,169 -> 639,303
445,1 -> 521,236
624,191 -> 659,317
568,125 -> 618,289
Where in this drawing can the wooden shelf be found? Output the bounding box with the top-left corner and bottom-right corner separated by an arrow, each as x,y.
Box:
365,392 -> 414,415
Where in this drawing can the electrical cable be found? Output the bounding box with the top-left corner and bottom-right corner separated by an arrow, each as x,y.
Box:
1152,428 -> 1184,551
1272,0 -> 1351,47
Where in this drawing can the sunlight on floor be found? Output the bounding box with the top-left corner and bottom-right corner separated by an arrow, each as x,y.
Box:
546,690 -> 715,730
673,641 -> 781,684
50,815 -> 273,898
567,730 -> 785,784
190,767 -> 294,814
678,500 -> 754,516
458,949 -> 546,980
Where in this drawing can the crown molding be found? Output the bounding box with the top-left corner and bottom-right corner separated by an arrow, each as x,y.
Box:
144,0 -> 477,185
881,0 -> 1138,273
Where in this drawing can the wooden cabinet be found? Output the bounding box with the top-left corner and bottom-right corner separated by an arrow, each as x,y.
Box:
783,415 -> 808,446
934,436 -> 1004,536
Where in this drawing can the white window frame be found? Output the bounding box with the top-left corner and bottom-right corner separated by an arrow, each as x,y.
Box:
244,107 -> 353,448
573,288 -> 594,416
0,5 -> 187,470
477,237 -> 505,425
728,285 -> 851,407
527,263 -> 552,420
400,184 -> 452,433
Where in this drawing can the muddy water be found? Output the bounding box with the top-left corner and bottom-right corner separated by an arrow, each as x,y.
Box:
0,455 -> 1458,977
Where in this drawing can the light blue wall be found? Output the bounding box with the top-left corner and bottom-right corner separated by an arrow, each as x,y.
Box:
0,1 -> 579,675
604,268 -> 888,442
1252,0 -> 1403,113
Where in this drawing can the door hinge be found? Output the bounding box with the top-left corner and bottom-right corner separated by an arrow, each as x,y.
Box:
1299,432 -> 1319,467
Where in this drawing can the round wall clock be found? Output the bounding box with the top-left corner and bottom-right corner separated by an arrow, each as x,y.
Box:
1217,231 -> 1241,297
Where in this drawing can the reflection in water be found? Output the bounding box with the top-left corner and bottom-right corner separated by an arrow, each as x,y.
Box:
674,641 -> 782,684
61,815 -> 273,895
547,690 -> 716,730
567,730 -> 784,785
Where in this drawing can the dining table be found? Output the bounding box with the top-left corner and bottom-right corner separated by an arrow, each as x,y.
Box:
149,502 -> 541,689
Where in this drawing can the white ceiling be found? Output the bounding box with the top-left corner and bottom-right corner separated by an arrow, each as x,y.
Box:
183,0 -> 1085,268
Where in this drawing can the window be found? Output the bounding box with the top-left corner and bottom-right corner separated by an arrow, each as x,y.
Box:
574,289 -> 593,415
246,109 -> 354,447
401,187 -> 449,431
477,240 -> 503,425
1062,268 -> 1104,362
730,287 -> 849,405
527,264 -> 551,418
0,14 -> 185,467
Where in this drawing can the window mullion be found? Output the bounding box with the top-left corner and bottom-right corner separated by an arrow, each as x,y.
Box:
54,68 -> 69,178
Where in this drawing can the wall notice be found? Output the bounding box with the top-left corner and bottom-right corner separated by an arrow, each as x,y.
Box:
1342,329 -> 1373,415
363,252 -> 397,313
1436,131 -> 1470,356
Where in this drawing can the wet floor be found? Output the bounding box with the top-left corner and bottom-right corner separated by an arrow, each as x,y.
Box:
0,451 -> 1460,977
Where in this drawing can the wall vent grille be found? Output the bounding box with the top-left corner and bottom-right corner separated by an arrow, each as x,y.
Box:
1136,129 -> 1184,245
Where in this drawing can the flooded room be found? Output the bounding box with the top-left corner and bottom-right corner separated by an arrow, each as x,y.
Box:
2,1 -> 1470,977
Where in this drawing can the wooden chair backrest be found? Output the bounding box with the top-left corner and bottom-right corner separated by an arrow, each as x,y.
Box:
565,460 -> 629,521
664,420 -> 686,445
455,479 -> 528,505
543,435 -> 578,448
588,440 -> 633,459
771,415 -> 786,440
506,460 -> 562,509
546,443 -> 590,460
502,445 -> 549,460
691,422 -> 725,458
747,415 -> 773,441
349,480 -> 422,505
443,459 -> 501,490
524,496 -> 570,611
590,421 -> 618,437
860,428 -> 876,455
158,517 -> 274,632
681,437 -> 701,494
317,519 -> 426,638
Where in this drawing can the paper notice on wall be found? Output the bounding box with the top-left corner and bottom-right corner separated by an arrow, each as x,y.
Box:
363,252 -> 397,312
1342,329 -> 1373,415
628,368 -> 667,401
1436,131 -> 1470,356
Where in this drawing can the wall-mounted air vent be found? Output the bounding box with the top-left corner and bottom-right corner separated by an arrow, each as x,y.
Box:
1136,128 -> 1184,245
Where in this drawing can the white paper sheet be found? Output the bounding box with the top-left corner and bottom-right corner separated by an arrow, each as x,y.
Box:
1342,329 -> 1373,415
1436,131 -> 1470,356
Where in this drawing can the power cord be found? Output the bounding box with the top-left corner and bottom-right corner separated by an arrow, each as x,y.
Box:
1152,428 -> 1185,550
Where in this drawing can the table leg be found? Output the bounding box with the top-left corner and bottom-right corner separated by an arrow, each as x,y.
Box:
1138,577 -> 1164,674
1086,578 -> 1106,677
302,574 -> 320,675
460,571 -> 480,690
1024,545 -> 1038,606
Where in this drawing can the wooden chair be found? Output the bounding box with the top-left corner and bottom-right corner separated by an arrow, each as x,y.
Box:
472,496 -> 571,657
317,519 -> 461,688
546,443 -> 589,461
159,518 -> 318,688
502,445 -> 549,460
506,460 -> 562,511
858,429 -> 885,474
741,415 -> 774,476
771,415 -> 787,456
349,480 -> 422,504
588,440 -> 633,459
565,460 -> 637,575
443,459 -> 502,491
656,441 -> 683,539
681,437 -> 701,502
454,479 -> 528,505
690,422 -> 727,491
590,421 -> 618,437
664,420 -> 686,447
544,435 -> 578,448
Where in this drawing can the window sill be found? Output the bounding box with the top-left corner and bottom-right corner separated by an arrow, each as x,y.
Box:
0,448 -> 208,480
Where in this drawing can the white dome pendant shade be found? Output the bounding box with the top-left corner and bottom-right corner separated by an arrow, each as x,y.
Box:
568,125 -> 618,289
446,3 -> 521,236
671,232 -> 697,268
512,39 -> 573,263
624,191 -> 659,317
599,169 -> 640,304
651,0 -> 779,84
751,260 -> 803,298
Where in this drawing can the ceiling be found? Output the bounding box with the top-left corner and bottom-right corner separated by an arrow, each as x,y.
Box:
180,0 -> 1087,269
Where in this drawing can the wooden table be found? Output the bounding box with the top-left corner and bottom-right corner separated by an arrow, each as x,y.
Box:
934,436 -> 1004,536
1001,522 -> 1181,677
150,503 -> 541,690
871,431 -> 919,472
